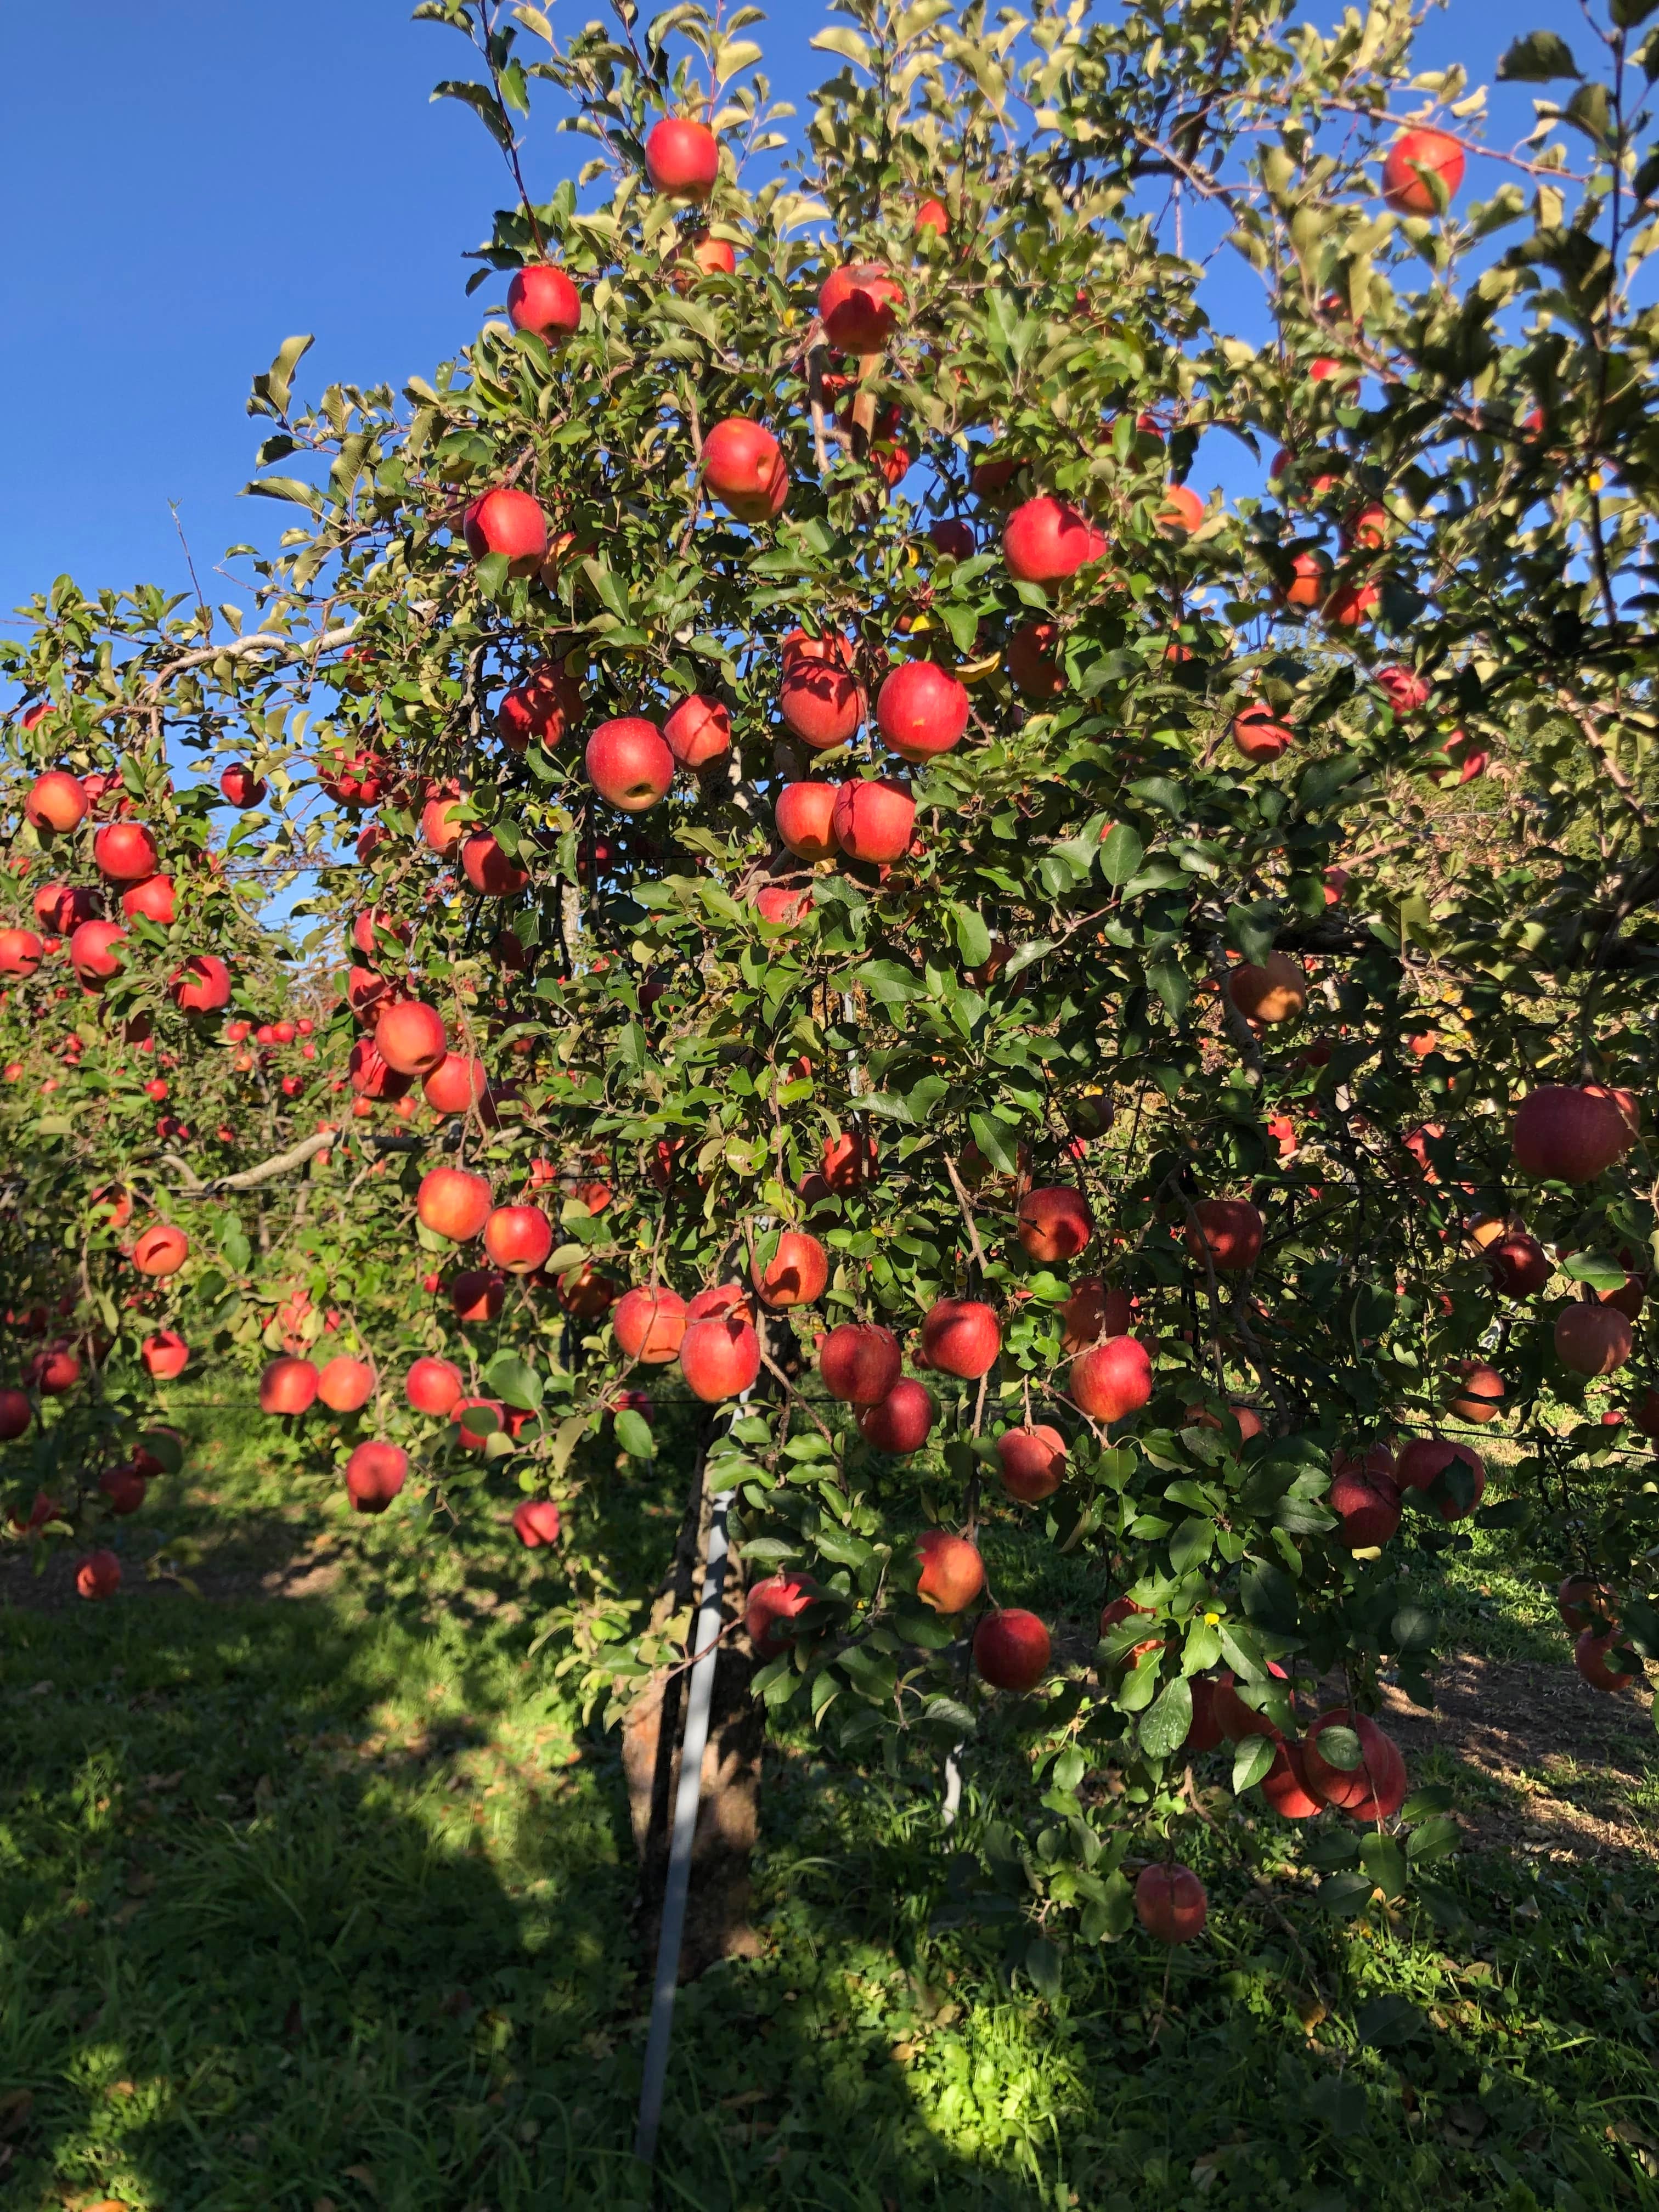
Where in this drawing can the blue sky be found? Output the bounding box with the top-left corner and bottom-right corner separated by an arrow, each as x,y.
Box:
0,0 -> 1588,641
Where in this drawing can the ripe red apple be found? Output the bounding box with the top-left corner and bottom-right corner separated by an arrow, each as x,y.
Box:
702,418 -> 788,522
451,1269 -> 506,1324
417,1167 -> 493,1242
76,1549 -> 122,1601
70,921 -> 128,984
662,693 -> 731,768
513,1498 -> 563,1548
1232,703 -> 1293,763
775,782 -> 842,862
219,761 -> 266,806
484,1204 -> 553,1275
1060,1277 -> 1133,1355
461,831 -> 530,895
818,262 -> 905,352
1259,1740 -> 1322,1819
1302,1709 -> 1407,1819
1329,1447 -> 1401,1548
679,1313 -> 760,1401
820,1322 -> 902,1404
1006,619 -> 1064,698
25,770 -> 89,831
914,1530 -> 984,1613
1382,126 -> 1465,216
1486,1231 -> 1550,1296
1557,1576 -> 1617,1634
928,517 -> 974,561
498,662 -> 580,751
973,1608 -> 1051,1690
778,628 -> 865,748
1447,1360 -> 1506,1423
915,196 -> 949,235
645,116 -> 720,199
141,1329 -> 189,1380
1227,952 -> 1306,1024
1512,1085 -> 1631,1182
1002,496 -> 1107,584
260,1355 -> 319,1415
1071,1335 -> 1153,1422
996,1424 -> 1066,1502
1184,1198 -> 1263,1273
746,1572 -> 814,1658
820,1129 -> 876,1192
831,777 -> 914,864
376,1001 -> 449,1077
462,487 -> 548,574
921,1299 -> 1001,1379
168,955 -> 233,1014
1376,665 -> 1431,714
346,1440 -> 408,1513
1135,1863 -> 1207,1944
120,873 -> 176,924
1017,1186 -> 1092,1264
1395,1436 -> 1485,1519
36,881 -> 95,933
0,928 -> 43,978
405,1356 -> 463,1415
506,262 -> 582,343
614,1285 -> 689,1364
421,797 -> 465,856
0,1387 -> 33,1440
585,717 -> 675,811
452,1396 -> 505,1449
424,1053 -> 489,1115
316,1355 -> 375,1413
558,1262 -> 619,1321
1157,483 -> 1204,534
1554,1302 -> 1633,1376
99,1462 -> 147,1516
858,1378 -> 934,1454
751,1232 -> 828,1310
132,1224 -> 188,1276
348,1040 -> 410,1101
92,822 -> 159,881
1574,1627 -> 1634,1694
681,230 -> 736,279
30,1344 -> 80,1394
876,662 -> 969,760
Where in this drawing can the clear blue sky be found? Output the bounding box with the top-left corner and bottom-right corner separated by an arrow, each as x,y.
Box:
0,1 -> 1584,640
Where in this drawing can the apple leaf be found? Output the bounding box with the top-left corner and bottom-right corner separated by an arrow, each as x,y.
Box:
614,1408 -> 655,1460
1499,29 -> 1582,77
1232,1735 -> 1276,1793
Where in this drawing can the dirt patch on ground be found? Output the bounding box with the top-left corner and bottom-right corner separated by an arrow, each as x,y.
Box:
1379,1651 -> 1657,1864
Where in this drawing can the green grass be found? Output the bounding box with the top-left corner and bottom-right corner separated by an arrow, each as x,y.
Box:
2,1392 -> 1657,2210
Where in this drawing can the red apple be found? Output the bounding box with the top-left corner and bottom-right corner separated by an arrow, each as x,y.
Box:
859,1378 -> 934,1454
451,1269 -> 507,1324
75,1549 -> 122,1601
1513,1085 -> 1631,1182
775,781 -> 842,861
1135,1863 -> 1207,1944
1002,496 -> 1107,584
1184,1198 -> 1263,1273
92,822 -> 159,881
751,1232 -> 828,1310
317,1355 -> 375,1413
1157,483 -> 1204,534
498,662 -> 580,751
405,1356 -> 464,1415
876,662 -> 969,761
29,1345 -> 80,1394
1557,1577 -> 1617,1634
1302,1709 -> 1407,1819
778,629 -> 864,748
219,761 -> 267,806
1447,1360 -> 1506,1423
452,1395 -> 505,1449
1261,1741 -> 1323,1818
513,1498 -> 563,1548
1232,703 -> 1293,763
1071,1335 -> 1153,1422
461,831 -> 530,896
996,1424 -> 1066,1502
25,770 -> 88,831
1060,1277 -> 1133,1355
820,1129 -> 876,1192
973,1608 -> 1051,1690
920,1298 -> 1001,1379
558,1263 -> 619,1321
423,1053 -> 489,1115
70,919 -> 128,983
168,955 -> 233,1014
1376,665 -> 1430,713
260,1355 -> 319,1415
1554,1302 -> 1633,1376
0,1389 -> 34,1440
681,230 -> 736,278
680,1313 -> 760,1401
484,1204 -> 553,1275
614,1285 -> 689,1364
462,487 -> 548,574
914,1530 -> 984,1613
121,873 -> 176,924
928,518 -> 975,560
831,777 -> 914,863
421,797 -> 465,856
132,1224 -> 188,1276
819,1322 -> 902,1404
662,693 -> 731,768
99,1462 -> 147,1516
746,1572 -> 814,1658
506,262 -> 582,343
1382,126 -> 1465,216
141,1330 -> 189,1380
1575,1627 -> 1634,1693
1006,619 -> 1064,698
1227,952 -> 1306,1024
417,1167 -> 492,1242
1395,1436 -> 1485,1519
0,928 -> 43,977
818,262 -> 905,352
346,1440 -> 408,1513
376,1001 -> 449,1077
645,116 -> 720,199
1017,1186 -> 1092,1264
915,196 -> 949,235
1486,1231 -> 1550,1296
702,418 -> 788,522
585,717 -> 674,811
1329,1447 -> 1401,1548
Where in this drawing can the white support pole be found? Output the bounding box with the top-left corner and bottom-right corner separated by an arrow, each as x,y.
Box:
633,1486 -> 736,2168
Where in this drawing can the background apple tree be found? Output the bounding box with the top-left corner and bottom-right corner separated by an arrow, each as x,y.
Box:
3,0 -> 1659,1976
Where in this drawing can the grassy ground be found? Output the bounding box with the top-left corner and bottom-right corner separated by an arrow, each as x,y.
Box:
2,1393 -> 1657,2210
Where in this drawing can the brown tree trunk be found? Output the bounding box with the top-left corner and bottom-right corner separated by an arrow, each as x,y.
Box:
620,1435 -> 763,1979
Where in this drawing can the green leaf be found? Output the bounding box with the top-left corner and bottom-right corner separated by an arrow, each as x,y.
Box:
810,25 -> 873,65
1355,1995 -> 1424,2049
1139,1675 -> 1193,1758
473,551 -> 511,599
244,476 -> 324,511
1233,1735 -> 1275,1793
138,1430 -> 184,1475
1169,1516 -> 1214,1574
1314,1723 -> 1363,1772
250,334 -> 314,417
431,78 -> 515,149
614,1408 -> 656,1460
1307,2076 -> 1369,2139
482,1353 -> 543,1412
1146,952 -> 1191,1022
1361,1832 -> 1408,1899
851,957 -> 924,1005
1613,0 -> 1659,24
1498,28 -> 1581,76
968,1111 -> 1022,1175
1099,823 -> 1143,886
1081,1868 -> 1135,1942
1406,1815 -> 1460,1864
950,902 -> 992,967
